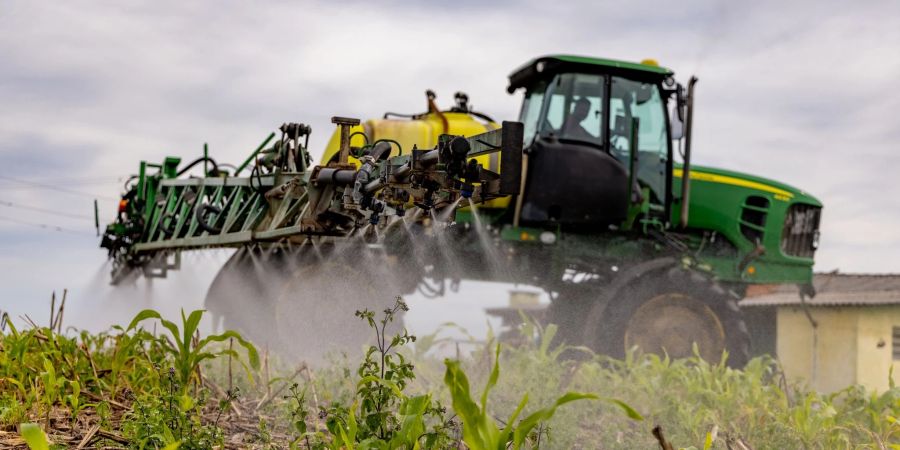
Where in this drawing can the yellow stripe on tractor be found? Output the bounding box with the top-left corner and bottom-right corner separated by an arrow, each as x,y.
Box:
674,168 -> 794,201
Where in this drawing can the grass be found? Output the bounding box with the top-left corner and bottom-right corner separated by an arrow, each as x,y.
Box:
1,295 -> 900,449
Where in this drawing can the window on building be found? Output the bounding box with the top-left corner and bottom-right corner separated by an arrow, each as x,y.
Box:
893,327 -> 900,360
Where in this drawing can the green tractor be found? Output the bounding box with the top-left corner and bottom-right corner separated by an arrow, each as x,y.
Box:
101,55 -> 822,366
487,55 -> 822,365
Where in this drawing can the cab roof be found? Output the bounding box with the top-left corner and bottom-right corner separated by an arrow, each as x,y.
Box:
507,54 -> 674,93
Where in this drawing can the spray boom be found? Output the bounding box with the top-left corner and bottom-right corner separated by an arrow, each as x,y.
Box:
99,118 -> 523,284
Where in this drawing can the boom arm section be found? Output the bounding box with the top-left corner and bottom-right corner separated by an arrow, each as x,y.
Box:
100,119 -> 524,284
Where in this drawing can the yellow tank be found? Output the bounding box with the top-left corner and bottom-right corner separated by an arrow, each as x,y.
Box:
320,108 -> 511,208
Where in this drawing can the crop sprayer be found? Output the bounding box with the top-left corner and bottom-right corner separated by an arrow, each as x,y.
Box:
100,55 -> 823,365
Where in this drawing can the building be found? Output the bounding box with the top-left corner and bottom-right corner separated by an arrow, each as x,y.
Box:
741,273 -> 900,393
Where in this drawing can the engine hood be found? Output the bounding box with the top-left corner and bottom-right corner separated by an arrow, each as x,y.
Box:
678,164 -> 822,207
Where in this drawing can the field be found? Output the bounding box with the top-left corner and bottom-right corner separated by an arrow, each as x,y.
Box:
2,297 -> 900,449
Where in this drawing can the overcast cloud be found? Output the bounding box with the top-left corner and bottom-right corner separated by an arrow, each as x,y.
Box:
1,0 -> 899,330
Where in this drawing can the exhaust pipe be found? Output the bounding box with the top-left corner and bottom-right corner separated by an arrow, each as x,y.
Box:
679,76 -> 698,229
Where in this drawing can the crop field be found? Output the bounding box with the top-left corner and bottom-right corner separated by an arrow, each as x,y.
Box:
1,296 -> 899,450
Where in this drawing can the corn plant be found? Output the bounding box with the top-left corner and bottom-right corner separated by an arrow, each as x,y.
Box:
38,358 -> 65,413
64,380 -> 86,423
20,423 -> 50,450
126,309 -> 260,390
443,342 -> 641,450
103,326 -> 159,394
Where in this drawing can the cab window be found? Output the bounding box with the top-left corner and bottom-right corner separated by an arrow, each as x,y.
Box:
544,73 -> 605,148
609,77 -> 668,202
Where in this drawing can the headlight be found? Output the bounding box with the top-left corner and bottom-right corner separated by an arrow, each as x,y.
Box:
539,231 -> 557,244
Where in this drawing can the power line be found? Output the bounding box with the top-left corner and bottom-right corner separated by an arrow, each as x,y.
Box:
0,215 -> 93,235
0,180 -> 119,188
0,200 -> 94,221
0,174 -> 118,201
0,174 -> 120,185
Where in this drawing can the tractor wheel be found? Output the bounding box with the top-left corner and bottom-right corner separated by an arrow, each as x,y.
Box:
204,247 -> 291,347
543,287 -> 594,347
584,266 -> 750,368
272,248 -> 405,362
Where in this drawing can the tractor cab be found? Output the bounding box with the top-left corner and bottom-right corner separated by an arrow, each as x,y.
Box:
508,55 -> 682,230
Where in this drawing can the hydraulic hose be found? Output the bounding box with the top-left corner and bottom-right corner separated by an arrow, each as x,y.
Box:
176,157 -> 220,177
196,204 -> 222,234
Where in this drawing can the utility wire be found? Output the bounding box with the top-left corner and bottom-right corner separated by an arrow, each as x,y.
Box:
0,215 -> 93,235
0,200 -> 93,221
0,174 -> 117,201
0,181 -> 119,188
0,175 -> 120,185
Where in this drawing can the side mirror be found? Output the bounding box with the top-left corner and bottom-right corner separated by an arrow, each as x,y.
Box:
665,83 -> 685,140
669,101 -> 684,140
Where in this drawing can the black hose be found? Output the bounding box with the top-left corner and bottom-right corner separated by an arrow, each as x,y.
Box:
249,160 -> 267,194
384,109 -> 497,127
217,163 -> 237,175
383,111 -> 425,119
371,139 -> 403,158
176,157 -> 220,177
467,111 -> 497,124
196,204 -> 222,234
124,175 -> 139,190
349,131 -> 369,146
159,211 -> 178,236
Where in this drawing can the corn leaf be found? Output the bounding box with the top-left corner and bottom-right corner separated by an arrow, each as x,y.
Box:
20,423 -> 49,450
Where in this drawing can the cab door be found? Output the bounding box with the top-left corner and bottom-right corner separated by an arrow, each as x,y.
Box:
519,72 -> 631,227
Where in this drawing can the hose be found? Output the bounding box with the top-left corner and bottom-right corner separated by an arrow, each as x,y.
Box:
349,131 -> 369,147
124,175 -> 139,191
217,163 -> 237,175
196,203 -> 222,234
176,157 -> 220,177
371,139 -> 403,158
159,211 -> 178,236
249,159 -> 267,194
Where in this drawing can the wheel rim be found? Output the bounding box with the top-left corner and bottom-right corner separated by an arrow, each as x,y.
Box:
623,293 -> 726,362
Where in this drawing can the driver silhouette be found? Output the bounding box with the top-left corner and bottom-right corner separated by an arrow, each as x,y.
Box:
561,97 -> 595,141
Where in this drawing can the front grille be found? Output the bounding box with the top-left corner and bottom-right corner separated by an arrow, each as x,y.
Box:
781,203 -> 821,258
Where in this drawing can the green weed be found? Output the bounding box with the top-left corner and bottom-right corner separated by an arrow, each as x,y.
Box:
121,367 -> 223,450
297,297 -> 455,449
126,309 -> 260,391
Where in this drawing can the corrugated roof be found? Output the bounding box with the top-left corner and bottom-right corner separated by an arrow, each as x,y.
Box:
740,273 -> 900,307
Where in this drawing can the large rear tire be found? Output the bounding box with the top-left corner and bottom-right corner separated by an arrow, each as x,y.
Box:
584,266 -> 750,368
272,247 -> 406,362
204,247 -> 292,347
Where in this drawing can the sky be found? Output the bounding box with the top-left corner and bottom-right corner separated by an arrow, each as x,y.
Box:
1,0 -> 899,333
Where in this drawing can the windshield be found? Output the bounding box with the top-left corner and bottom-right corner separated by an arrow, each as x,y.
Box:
519,73 -> 606,147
